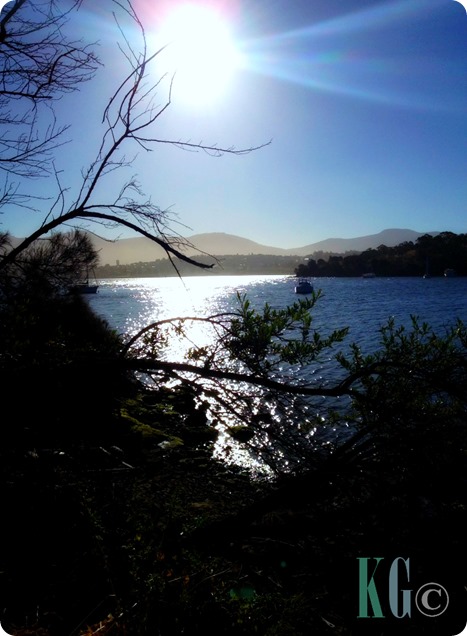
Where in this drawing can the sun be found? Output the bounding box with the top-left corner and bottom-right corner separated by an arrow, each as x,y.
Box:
156,3 -> 242,106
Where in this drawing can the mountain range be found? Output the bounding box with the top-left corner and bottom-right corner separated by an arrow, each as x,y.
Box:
7,228 -> 439,265
90,228 -> 438,266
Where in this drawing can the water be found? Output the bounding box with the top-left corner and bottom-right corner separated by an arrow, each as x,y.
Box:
86,274 -> 467,473
87,273 -> 467,408
88,274 -> 467,354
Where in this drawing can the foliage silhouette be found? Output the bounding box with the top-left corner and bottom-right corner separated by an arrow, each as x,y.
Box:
295,231 -> 467,277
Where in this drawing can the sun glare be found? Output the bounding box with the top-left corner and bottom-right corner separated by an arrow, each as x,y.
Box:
157,4 -> 242,106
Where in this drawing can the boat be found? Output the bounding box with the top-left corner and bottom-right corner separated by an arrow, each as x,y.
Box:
423,257 -> 431,278
294,277 -> 314,294
362,272 -> 376,278
70,281 -> 99,294
69,268 -> 99,294
444,268 -> 456,278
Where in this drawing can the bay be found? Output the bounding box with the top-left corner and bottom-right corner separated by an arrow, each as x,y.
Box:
86,274 -> 467,472
88,274 -> 467,355
86,272 -> 467,416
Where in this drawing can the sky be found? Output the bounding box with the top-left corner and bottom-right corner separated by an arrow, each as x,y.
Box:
3,0 -> 467,249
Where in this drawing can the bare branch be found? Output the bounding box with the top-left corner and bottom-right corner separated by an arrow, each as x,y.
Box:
1,0 -> 268,275
0,0 -> 100,178
122,358 -> 359,398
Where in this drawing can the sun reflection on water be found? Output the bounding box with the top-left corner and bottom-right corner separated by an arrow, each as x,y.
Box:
99,275 -> 288,360
89,274 -> 467,472
93,275 -> 293,474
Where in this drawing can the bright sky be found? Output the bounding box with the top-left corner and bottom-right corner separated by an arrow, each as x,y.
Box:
3,0 -> 467,248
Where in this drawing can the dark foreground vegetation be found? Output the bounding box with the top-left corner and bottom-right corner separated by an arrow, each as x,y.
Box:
1,231 -> 467,636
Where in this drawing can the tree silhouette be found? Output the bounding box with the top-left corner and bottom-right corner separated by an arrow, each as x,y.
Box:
0,0 -> 269,275
0,0 -> 99,179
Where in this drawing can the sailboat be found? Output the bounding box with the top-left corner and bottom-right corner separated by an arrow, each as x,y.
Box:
423,257 -> 431,279
71,280 -> 99,294
69,267 -> 99,294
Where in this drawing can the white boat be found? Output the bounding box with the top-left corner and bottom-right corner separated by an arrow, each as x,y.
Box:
294,278 -> 314,294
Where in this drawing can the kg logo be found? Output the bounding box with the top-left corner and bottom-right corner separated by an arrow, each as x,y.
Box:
357,557 -> 450,619
357,557 -> 467,634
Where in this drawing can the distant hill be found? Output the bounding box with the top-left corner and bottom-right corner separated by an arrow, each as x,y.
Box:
8,229 -> 440,265
90,228 -> 439,265
87,232 -> 287,265
293,229 -> 439,256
